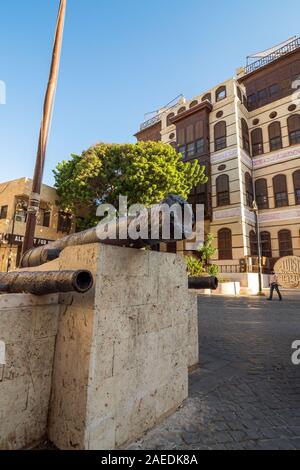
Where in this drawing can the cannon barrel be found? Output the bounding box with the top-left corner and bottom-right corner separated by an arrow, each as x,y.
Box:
20,194 -> 194,268
0,270 -> 94,296
188,276 -> 219,290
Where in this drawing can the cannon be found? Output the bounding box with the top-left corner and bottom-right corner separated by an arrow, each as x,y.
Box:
0,270 -> 93,296
188,276 -> 219,291
20,194 -> 194,268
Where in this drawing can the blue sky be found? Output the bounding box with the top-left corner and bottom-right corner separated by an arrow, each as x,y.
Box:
0,0 -> 299,186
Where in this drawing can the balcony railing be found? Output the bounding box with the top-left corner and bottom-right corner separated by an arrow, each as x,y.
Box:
245,37 -> 300,75
140,114 -> 161,131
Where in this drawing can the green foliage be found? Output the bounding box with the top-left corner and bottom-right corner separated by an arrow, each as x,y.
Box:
54,142 -> 208,229
186,234 -> 219,278
186,256 -> 205,277
206,264 -> 220,276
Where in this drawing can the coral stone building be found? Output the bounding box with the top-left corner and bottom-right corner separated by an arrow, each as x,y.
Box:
135,37 -> 300,286
0,178 -> 74,271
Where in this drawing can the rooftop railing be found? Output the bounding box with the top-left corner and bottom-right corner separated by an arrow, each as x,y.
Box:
245,37 -> 300,75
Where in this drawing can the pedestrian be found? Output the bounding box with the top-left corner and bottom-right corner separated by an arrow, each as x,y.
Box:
267,271 -> 282,301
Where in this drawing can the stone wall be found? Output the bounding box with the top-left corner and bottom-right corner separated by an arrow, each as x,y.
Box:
0,293 -> 59,449
0,244 -> 198,450
49,244 -> 195,450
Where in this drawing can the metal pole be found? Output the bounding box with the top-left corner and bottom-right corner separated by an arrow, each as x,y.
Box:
253,202 -> 264,295
6,200 -> 17,272
21,0 -> 67,258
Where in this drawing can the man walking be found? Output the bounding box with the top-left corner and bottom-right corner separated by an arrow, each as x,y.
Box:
268,271 -> 282,301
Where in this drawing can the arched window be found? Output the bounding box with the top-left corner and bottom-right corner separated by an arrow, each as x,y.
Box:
278,230 -> 293,257
245,172 -> 254,207
268,122 -> 282,151
241,119 -> 250,154
202,93 -> 212,103
218,228 -> 233,260
250,230 -> 258,257
189,100 -> 198,108
167,113 -> 175,127
214,121 -> 227,151
288,114 -> 300,146
216,86 -> 226,102
261,231 -> 272,258
216,174 -> 230,206
255,179 -> 269,209
251,128 -> 264,156
273,175 -> 288,207
178,107 -> 186,114
293,170 -> 300,204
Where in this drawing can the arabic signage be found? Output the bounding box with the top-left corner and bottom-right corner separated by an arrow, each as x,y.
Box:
274,256 -> 300,289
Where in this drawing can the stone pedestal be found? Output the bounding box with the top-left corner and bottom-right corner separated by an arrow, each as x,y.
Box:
48,244 -> 195,450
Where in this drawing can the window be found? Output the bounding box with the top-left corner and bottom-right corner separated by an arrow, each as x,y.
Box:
166,113 -> 175,127
15,199 -> 28,223
202,93 -> 212,103
216,174 -> 230,207
248,94 -> 257,110
269,83 -> 281,98
178,145 -> 186,159
178,107 -> 186,114
218,228 -> 232,260
58,212 -> 72,233
189,100 -> 198,108
293,170 -> 300,204
269,122 -> 282,151
0,205 -> 8,220
216,86 -> 226,102
214,121 -> 227,151
288,114 -> 300,146
251,128 -> 264,156
273,174 -> 288,208
255,179 -> 269,209
261,231 -> 272,258
245,172 -> 254,207
187,143 -> 195,158
257,88 -> 268,105
278,230 -> 293,257
195,138 -> 205,155
43,211 -> 51,228
250,230 -> 258,257
241,119 -> 250,154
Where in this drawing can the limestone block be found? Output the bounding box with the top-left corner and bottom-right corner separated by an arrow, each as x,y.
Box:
187,292 -> 199,368
49,244 -> 193,450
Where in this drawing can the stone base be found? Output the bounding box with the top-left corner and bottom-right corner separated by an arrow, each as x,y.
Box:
48,244 -> 194,450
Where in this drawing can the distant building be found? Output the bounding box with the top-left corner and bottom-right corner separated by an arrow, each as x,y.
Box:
135,37 -> 300,284
0,177 -> 74,271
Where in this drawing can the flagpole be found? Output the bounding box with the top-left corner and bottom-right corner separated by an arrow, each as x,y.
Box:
21,0 -> 67,258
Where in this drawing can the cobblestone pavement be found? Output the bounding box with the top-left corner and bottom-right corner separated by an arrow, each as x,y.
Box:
129,294 -> 300,450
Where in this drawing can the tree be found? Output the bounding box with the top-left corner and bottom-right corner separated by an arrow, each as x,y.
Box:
54,141 -> 208,228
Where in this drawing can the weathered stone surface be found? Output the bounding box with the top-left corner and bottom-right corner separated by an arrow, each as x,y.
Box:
49,244 -> 193,450
0,295 -> 59,450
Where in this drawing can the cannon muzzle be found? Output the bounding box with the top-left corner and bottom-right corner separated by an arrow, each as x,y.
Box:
0,270 -> 94,296
188,276 -> 219,290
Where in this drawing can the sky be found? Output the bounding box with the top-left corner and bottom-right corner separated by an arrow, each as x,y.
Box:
0,0 -> 300,186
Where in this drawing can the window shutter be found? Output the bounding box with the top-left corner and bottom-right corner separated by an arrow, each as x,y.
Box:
269,122 -> 281,140
288,114 -> 300,133
251,128 -> 263,145
178,128 -> 185,146
273,174 -> 287,194
214,122 -> 226,139
186,125 -> 194,143
195,121 -> 204,139
293,170 -> 300,189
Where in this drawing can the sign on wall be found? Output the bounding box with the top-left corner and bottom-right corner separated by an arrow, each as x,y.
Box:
274,256 -> 300,289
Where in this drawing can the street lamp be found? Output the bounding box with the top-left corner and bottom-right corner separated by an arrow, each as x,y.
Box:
251,200 -> 264,296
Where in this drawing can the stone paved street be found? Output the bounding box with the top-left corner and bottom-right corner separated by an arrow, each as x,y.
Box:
129,293 -> 300,450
